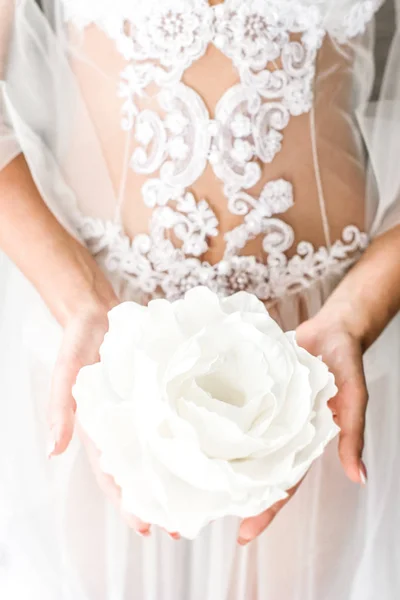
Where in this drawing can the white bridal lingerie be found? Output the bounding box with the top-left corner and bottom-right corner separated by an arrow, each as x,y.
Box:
1,0 -> 400,598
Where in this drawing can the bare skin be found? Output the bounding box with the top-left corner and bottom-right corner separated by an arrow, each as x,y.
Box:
1,154 -> 400,543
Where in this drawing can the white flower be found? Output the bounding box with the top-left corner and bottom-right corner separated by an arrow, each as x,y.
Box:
73,287 -> 339,539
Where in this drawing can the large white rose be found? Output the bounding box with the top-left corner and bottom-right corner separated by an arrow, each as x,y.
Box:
73,287 -> 339,539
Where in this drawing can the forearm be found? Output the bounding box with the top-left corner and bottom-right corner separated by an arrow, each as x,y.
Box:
317,225 -> 400,350
0,154 -> 118,326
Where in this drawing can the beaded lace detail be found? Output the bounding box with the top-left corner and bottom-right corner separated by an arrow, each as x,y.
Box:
79,217 -> 368,302
61,0 -> 378,302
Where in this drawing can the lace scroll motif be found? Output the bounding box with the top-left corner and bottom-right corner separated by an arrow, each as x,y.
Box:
61,0 -> 376,302
79,217 -> 369,303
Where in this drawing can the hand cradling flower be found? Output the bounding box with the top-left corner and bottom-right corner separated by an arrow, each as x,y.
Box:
73,287 -> 338,539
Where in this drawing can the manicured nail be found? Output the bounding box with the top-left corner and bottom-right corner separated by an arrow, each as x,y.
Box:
136,529 -> 151,537
359,463 -> 368,485
47,435 -> 56,459
237,536 -> 249,546
169,532 -> 181,540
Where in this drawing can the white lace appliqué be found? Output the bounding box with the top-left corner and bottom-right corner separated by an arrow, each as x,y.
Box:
79,216 -> 368,302
61,0 -> 377,303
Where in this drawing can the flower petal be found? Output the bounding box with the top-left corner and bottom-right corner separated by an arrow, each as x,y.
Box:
177,398 -> 265,460
172,286 -> 225,337
221,290 -> 268,315
99,302 -> 147,399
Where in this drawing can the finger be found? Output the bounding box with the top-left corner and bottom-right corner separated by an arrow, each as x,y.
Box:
163,529 -> 181,540
238,505 -> 281,545
238,482 -> 301,545
48,352 -> 80,456
121,511 -> 152,536
48,319 -> 100,457
336,375 -> 368,485
95,473 -> 151,535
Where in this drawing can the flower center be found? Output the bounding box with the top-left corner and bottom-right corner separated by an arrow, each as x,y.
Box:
195,347 -> 252,408
196,370 -> 246,407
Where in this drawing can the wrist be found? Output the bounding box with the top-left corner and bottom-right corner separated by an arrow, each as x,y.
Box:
40,240 -> 119,328
314,295 -> 372,348
311,227 -> 400,349
60,280 -> 119,328
60,276 -> 119,329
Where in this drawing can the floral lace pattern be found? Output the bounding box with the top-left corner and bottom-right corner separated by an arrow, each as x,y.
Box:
61,0 -> 381,42
61,0 -> 379,303
330,0 -> 381,42
79,217 -> 368,302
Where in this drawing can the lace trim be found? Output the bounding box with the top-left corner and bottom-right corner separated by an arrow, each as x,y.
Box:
78,218 -> 369,302
329,0 -> 381,42
61,0 -> 381,44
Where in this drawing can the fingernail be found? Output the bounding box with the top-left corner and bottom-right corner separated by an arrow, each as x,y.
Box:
47,435 -> 56,459
237,536 -> 249,546
169,532 -> 180,540
136,529 -> 151,538
359,463 -> 368,485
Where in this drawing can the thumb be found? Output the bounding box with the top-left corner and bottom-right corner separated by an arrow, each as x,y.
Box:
47,347 -> 81,457
47,311 -> 110,457
47,315 -> 108,457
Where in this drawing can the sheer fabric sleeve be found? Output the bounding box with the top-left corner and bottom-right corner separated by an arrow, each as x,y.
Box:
357,0 -> 400,236
0,0 -> 21,170
309,0 -> 397,241
0,0 -> 118,240
0,0 -> 82,237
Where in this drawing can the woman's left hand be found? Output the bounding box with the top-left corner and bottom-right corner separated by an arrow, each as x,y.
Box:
237,312 -> 368,545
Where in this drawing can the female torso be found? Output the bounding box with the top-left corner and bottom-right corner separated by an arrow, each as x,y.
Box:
59,0 -> 373,305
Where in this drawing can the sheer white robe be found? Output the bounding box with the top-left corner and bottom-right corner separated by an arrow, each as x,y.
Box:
1,1 -> 400,599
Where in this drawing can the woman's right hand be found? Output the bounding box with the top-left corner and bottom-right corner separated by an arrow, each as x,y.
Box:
47,305 -> 113,456
47,299 -> 166,538
0,155 -> 176,537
